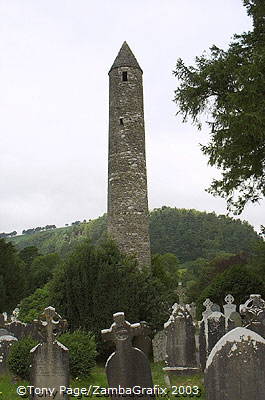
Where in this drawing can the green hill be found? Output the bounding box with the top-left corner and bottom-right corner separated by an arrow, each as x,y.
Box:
9,207 -> 261,262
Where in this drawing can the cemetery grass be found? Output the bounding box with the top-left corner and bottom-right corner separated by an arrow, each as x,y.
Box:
0,363 -> 205,400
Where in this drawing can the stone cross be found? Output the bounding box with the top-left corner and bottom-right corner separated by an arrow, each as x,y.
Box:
202,298 -> 214,320
223,294 -> 237,327
36,306 -> 67,343
175,282 -> 186,306
30,307 -> 69,399
102,312 -> 154,399
102,312 -> 147,346
240,294 -> 265,337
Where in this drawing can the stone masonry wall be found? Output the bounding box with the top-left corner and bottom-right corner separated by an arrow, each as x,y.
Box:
107,52 -> 151,269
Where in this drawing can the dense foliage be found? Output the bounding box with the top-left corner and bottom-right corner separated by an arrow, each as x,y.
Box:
7,337 -> 38,379
196,264 -> 265,316
49,239 -> 174,354
0,239 -> 25,313
173,0 -> 265,213
58,330 -> 97,378
149,207 -> 259,262
18,286 -> 51,323
9,208 -> 260,263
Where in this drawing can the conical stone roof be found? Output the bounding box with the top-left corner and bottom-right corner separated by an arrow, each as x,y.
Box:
109,41 -> 142,72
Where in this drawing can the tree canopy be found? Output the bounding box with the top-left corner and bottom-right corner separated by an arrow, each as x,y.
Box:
173,0 -> 265,213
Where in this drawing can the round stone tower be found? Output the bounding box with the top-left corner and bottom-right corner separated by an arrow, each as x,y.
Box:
107,41 -> 151,269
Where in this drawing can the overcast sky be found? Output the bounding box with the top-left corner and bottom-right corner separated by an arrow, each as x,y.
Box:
1,0 -> 264,235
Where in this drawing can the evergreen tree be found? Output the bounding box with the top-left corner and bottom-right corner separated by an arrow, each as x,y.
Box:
173,0 -> 265,213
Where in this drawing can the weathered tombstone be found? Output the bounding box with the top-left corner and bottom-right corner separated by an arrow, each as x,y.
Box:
186,302 -> 197,322
223,294 -> 236,320
0,333 -> 17,374
240,294 -> 265,337
11,307 -> 20,322
133,321 -> 152,358
163,304 -> 199,382
152,330 -> 166,362
30,307 -> 69,400
102,312 -> 154,399
205,327 -> 265,400
207,312 -> 226,355
175,282 -> 186,306
229,311 -> 242,327
5,319 -> 45,342
199,298 -> 214,370
202,298 -> 214,320
198,319 -> 207,370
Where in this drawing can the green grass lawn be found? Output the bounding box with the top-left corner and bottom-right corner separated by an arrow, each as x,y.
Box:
0,363 -> 205,399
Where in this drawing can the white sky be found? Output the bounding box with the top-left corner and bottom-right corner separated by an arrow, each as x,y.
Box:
0,0 -> 264,235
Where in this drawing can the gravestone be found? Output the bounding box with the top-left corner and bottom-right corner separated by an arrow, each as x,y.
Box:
199,298 -> 215,370
223,294 -> 236,320
0,333 -> 18,374
198,319 -> 207,370
229,311 -> 242,327
186,303 -> 196,322
207,312 -> 226,355
176,282 -> 186,306
205,327 -> 265,400
30,307 -> 69,400
240,294 -> 265,337
133,321 -> 152,358
152,330 -> 166,362
163,304 -> 199,381
202,298 -> 214,320
102,312 -> 154,399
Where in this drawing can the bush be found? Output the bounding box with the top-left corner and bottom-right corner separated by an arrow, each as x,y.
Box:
58,330 -> 97,378
18,285 -> 51,323
7,337 -> 38,379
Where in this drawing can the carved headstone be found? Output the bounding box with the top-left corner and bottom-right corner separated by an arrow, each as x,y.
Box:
163,304 -> 199,380
102,312 -> 154,399
229,311 -> 242,327
133,321 -> 152,358
186,303 -> 197,322
198,319 -> 207,371
152,330 -> 166,362
202,298 -> 214,320
207,312 -> 226,355
0,334 -> 18,374
223,294 -> 236,320
175,282 -> 186,306
240,294 -> 265,337
30,307 -> 69,400
205,327 -> 265,400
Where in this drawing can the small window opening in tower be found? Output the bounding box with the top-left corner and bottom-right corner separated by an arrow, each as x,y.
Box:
122,71 -> 128,81
120,118 -> 124,125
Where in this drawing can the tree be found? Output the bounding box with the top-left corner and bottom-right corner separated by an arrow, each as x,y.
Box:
0,239 -> 25,312
173,0 -> 265,213
49,239 -> 173,354
19,246 -> 40,266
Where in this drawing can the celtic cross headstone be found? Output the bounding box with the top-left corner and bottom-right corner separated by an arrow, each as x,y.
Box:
30,307 -> 69,399
102,312 -> 154,399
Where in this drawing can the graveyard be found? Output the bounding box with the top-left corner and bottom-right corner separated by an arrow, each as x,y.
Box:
1,1 -> 265,399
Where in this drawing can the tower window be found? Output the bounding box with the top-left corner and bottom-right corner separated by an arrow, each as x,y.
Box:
120,118 -> 124,125
122,71 -> 128,81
